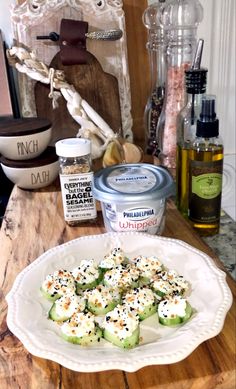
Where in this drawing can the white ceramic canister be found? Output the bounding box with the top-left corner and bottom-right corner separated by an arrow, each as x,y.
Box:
93,164 -> 175,235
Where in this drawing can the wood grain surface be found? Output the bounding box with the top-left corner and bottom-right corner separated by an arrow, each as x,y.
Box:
0,183 -> 235,389
123,0 -> 150,148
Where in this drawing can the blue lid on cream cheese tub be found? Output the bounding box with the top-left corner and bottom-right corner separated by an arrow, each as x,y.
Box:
93,164 -> 175,203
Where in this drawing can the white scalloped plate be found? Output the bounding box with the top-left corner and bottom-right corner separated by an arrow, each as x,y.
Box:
6,232 -> 232,372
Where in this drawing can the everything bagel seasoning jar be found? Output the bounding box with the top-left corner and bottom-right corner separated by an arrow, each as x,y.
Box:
93,164 -> 175,235
56,138 -> 97,226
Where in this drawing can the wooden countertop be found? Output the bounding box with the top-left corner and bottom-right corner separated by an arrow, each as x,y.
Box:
0,182 -> 235,389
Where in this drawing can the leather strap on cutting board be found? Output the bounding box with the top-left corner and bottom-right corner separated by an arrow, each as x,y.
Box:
59,19 -> 89,65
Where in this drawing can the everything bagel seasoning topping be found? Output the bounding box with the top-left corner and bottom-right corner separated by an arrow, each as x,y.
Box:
41,269 -> 75,296
54,292 -> 86,317
122,287 -> 156,313
99,247 -> 126,269
158,295 -> 187,319
61,311 -> 96,337
85,285 -> 120,308
104,263 -> 140,289
134,255 -> 163,278
72,259 -> 100,285
102,304 -> 139,339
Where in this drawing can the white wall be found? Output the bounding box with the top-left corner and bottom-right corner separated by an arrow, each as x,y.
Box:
198,0 -> 235,156
0,0 -> 15,47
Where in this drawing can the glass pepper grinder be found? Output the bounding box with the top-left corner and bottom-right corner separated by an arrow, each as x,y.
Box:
142,0 -> 167,156
156,0 -> 203,175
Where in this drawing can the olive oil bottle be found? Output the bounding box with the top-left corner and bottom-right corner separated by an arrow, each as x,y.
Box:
188,96 -> 223,236
176,67 -> 207,217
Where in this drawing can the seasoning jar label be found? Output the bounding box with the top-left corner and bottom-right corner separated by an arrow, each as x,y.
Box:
59,172 -> 97,221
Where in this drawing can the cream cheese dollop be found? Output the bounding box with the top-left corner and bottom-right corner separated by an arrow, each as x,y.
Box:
41,269 -> 75,296
61,312 -> 96,338
102,304 -> 139,340
122,287 -> 156,313
54,292 -> 86,317
85,285 -> 120,308
99,247 -> 125,269
158,296 -> 187,319
151,277 -> 174,295
104,264 -> 139,289
72,259 -> 100,285
134,255 -> 163,278
161,270 -> 189,295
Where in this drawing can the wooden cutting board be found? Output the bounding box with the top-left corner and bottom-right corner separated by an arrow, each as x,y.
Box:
0,182 -> 235,389
35,51 -> 122,145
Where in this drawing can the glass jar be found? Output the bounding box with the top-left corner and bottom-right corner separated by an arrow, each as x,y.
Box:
142,0 -> 167,156
156,0 -> 203,174
55,138 -> 97,226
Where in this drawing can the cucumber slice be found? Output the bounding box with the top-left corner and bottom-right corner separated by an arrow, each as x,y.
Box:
181,301 -> 192,323
62,326 -> 103,345
98,267 -> 109,273
48,294 -> 86,322
159,315 -> 182,326
76,271 -> 103,292
138,276 -> 151,287
87,300 -> 119,316
40,270 -> 76,302
122,287 -> 157,321
103,327 -> 140,349
103,279 -> 138,291
103,264 -> 139,291
158,302 -> 192,326
48,303 -> 69,322
40,287 -> 60,302
154,290 -> 166,298
76,279 -> 98,292
138,302 -> 157,321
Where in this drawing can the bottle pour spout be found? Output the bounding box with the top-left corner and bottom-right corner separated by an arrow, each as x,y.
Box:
192,38 -> 204,70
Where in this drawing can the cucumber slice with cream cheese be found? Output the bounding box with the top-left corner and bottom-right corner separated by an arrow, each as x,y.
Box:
103,327 -> 139,349
158,296 -> 192,326
48,293 -> 86,322
61,311 -> 102,345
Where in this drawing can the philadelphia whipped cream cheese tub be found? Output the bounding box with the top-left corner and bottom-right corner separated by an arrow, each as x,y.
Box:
93,164 -> 175,235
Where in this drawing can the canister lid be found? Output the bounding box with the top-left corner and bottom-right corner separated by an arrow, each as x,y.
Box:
55,138 -> 91,157
93,164 -> 175,203
0,146 -> 58,168
0,117 -> 51,136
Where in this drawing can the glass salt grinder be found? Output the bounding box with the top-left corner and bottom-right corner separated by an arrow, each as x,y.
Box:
142,0 -> 167,156
156,0 -> 203,176
176,39 -> 208,217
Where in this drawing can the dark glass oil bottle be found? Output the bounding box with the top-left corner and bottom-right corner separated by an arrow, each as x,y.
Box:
188,96 -> 224,236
